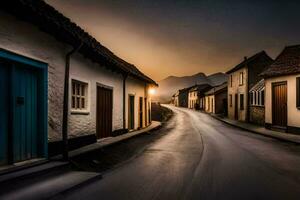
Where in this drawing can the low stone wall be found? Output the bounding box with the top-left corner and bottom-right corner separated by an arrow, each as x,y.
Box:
249,106 -> 265,125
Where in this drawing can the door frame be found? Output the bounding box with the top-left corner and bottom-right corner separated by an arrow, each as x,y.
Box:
234,94 -> 238,120
272,81 -> 288,128
96,83 -> 113,139
128,94 -> 135,130
0,49 -> 48,163
138,97 -> 143,129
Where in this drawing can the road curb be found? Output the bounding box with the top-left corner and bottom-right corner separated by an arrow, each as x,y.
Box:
52,121 -> 162,160
209,114 -> 300,145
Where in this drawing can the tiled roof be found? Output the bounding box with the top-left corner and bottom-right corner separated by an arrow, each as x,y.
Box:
260,45 -> 300,78
226,51 -> 273,74
2,0 -> 157,85
189,84 -> 212,92
249,79 -> 264,92
205,82 -> 227,95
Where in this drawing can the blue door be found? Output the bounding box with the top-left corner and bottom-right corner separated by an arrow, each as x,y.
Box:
0,62 -> 9,165
13,65 -> 38,162
0,49 -> 48,165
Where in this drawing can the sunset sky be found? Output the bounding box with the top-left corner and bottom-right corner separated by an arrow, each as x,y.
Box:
47,0 -> 300,81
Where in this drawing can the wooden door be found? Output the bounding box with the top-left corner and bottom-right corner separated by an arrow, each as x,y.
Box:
138,97 -> 143,129
96,86 -> 113,139
13,65 -> 39,162
272,82 -> 287,128
128,95 -> 135,130
234,94 -> 238,120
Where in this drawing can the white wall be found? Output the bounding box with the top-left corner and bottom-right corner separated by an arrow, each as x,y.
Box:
69,53 -> 124,138
126,76 -> 151,130
0,11 -> 68,141
265,74 -> 300,127
0,11 -> 151,142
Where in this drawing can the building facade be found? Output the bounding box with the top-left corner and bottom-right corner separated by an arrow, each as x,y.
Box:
227,51 -> 273,122
0,1 -> 157,166
261,45 -> 300,134
188,87 -> 198,109
204,83 -> 228,114
188,84 -> 212,110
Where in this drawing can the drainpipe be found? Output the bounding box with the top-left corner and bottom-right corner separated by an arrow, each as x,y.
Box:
122,73 -> 128,130
62,43 -> 82,161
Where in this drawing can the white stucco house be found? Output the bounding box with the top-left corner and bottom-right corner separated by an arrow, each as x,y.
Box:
261,45 -> 300,134
0,0 -> 157,166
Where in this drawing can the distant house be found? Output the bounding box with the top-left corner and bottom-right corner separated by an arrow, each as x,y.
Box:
226,51 -> 273,122
249,79 -> 265,125
261,45 -> 300,133
178,87 -> 192,108
204,83 -> 228,114
0,1 -> 157,166
188,84 -> 212,110
173,91 -> 179,107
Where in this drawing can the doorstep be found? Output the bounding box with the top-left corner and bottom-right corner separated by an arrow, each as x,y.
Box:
52,121 -> 162,159
211,114 -> 300,144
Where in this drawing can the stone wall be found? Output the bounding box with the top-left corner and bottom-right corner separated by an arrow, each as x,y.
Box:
249,106 -> 265,125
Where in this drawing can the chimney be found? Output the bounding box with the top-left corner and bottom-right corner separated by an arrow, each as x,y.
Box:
244,56 -> 248,61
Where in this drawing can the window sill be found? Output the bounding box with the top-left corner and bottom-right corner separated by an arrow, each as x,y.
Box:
71,110 -> 90,115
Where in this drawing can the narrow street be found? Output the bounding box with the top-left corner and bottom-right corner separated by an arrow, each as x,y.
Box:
56,105 -> 300,200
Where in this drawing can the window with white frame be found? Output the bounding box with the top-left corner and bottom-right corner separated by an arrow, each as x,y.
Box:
250,89 -> 265,106
71,80 -> 88,110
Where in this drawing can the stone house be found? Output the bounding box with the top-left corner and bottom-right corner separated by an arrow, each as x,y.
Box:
0,0 -> 157,166
204,83 -> 228,114
188,84 -> 212,110
226,51 -> 273,122
261,45 -> 300,134
249,79 -> 265,125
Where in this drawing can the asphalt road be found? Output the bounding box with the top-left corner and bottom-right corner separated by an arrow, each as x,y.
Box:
57,105 -> 300,200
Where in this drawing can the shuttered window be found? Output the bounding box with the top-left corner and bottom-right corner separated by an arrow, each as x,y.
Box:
297,77 -> 300,108
71,80 -> 88,110
229,94 -> 232,107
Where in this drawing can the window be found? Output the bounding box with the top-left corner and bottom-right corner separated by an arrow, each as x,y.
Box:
240,94 -> 244,110
239,72 -> 244,86
297,77 -> 300,108
257,92 -> 261,105
230,75 -> 233,87
71,80 -> 88,110
261,90 -> 265,106
229,94 -> 232,107
254,92 -> 257,105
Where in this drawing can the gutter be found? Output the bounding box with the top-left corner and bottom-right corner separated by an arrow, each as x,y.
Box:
62,43 -> 83,161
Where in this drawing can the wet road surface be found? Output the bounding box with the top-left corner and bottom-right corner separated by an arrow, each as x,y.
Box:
56,105 -> 300,200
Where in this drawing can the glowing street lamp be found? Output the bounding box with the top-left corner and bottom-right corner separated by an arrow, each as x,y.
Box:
148,88 -> 156,96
